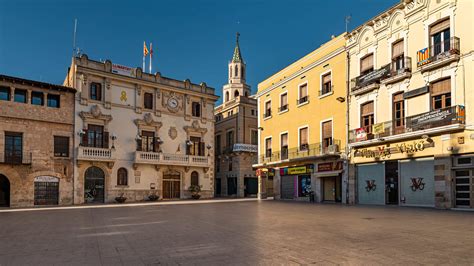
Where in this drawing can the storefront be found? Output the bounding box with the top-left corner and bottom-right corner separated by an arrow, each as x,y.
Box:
279,164 -> 314,200
316,161 -> 343,202
452,154 -> 474,209
354,139 -> 437,207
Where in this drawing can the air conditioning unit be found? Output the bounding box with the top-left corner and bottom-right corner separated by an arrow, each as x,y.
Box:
327,144 -> 339,154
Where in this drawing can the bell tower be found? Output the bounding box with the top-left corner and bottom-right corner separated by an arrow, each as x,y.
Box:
223,32 -> 251,103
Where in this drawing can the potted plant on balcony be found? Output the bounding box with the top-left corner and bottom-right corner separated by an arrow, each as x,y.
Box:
148,192 -> 160,201
115,192 -> 127,203
188,185 -> 202,200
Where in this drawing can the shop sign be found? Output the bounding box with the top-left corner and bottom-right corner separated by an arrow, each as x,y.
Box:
354,140 -> 430,159
256,168 -> 275,177
372,123 -> 385,134
280,164 -> 314,176
34,176 -> 59,183
355,64 -> 390,88
112,63 -> 136,77
317,161 -> 343,172
403,86 -> 429,99
410,177 -> 425,191
233,143 -> 258,153
355,127 -> 367,141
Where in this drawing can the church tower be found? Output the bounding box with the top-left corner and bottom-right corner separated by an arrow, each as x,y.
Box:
223,32 -> 251,103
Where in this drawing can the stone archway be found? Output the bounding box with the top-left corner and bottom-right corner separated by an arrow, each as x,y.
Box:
0,175 -> 10,207
84,166 -> 105,203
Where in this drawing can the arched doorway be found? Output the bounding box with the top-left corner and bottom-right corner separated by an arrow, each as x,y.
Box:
163,172 -> 181,199
0,175 -> 10,207
84,167 -> 105,203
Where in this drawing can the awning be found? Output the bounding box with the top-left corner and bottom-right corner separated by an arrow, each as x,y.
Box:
314,170 -> 342,177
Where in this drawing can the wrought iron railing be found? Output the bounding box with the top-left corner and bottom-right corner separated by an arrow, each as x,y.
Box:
349,105 -> 465,143
297,96 -> 309,105
383,56 -> 412,80
278,104 -> 288,112
417,37 -> 460,67
258,140 -> 341,164
0,152 -> 32,165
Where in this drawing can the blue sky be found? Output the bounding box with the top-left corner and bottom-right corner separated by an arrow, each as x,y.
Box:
0,0 -> 396,104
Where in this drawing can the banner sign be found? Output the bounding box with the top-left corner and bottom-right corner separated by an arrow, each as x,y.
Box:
233,143 -> 258,153
354,140 -> 433,159
256,168 -> 275,177
355,64 -> 390,88
403,86 -> 429,99
280,164 -> 314,176
112,64 -> 136,77
355,127 -> 367,141
417,48 -> 430,66
372,123 -> 385,134
406,106 -> 461,131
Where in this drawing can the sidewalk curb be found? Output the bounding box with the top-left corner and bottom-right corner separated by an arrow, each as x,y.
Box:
0,198 -> 268,213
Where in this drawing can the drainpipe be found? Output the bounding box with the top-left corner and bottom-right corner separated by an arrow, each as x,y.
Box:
345,48 -> 351,205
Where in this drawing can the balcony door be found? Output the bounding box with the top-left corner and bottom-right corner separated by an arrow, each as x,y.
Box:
393,93 -> 405,134
140,131 -> 157,152
280,133 -> 288,160
392,40 -> 405,71
361,102 -> 374,137
85,125 -> 108,148
188,136 -> 204,156
321,121 -> 333,153
5,132 -> 22,164
430,19 -> 450,56
431,78 -> 451,110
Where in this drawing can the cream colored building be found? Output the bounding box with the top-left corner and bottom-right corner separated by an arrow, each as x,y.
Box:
346,0 -> 473,208
64,54 -> 218,203
214,34 -> 259,197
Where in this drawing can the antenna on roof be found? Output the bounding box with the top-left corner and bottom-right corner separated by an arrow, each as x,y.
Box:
345,15 -> 352,33
72,18 -> 80,57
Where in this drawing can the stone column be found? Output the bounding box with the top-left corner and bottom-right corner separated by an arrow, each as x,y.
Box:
273,168 -> 281,200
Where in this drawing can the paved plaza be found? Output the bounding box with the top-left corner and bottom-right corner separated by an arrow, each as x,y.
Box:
0,200 -> 473,265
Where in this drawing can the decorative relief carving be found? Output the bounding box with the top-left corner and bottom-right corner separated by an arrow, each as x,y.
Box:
134,113 -> 162,131
169,127 -> 178,140
136,84 -> 142,96
183,120 -> 208,136
79,105 -> 113,125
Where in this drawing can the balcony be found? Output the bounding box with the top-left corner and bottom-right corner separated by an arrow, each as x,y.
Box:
258,140 -> 341,165
297,96 -> 309,105
134,151 -> 209,167
278,104 -> 288,113
263,110 -> 272,119
77,146 -> 115,162
0,152 -> 32,165
351,64 -> 390,95
349,105 -> 465,144
417,37 -> 460,72
381,57 -> 412,85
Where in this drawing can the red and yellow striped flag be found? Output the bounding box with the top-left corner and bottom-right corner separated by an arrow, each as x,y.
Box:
143,41 -> 149,57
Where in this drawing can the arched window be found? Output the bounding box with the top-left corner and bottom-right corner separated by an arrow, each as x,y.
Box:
234,90 -> 239,97
242,67 -> 245,79
191,171 -> 199,186
225,91 -> 229,102
245,91 -> 249,97
117,168 -> 128,186
229,66 -> 232,77
235,66 -> 238,77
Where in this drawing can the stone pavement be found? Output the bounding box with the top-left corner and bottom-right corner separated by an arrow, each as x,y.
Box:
0,200 -> 473,265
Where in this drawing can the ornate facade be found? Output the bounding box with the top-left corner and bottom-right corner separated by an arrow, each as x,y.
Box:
214,33 -> 259,197
65,54 -> 218,203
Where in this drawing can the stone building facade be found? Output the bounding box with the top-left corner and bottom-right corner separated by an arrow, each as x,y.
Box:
214,34 -> 258,197
346,0 -> 474,209
0,75 -> 76,207
64,54 -> 218,204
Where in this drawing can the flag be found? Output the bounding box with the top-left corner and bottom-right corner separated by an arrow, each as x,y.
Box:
372,123 -> 385,134
150,43 -> 153,57
143,41 -> 149,57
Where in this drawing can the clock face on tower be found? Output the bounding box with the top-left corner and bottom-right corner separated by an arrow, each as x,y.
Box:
167,97 -> 179,112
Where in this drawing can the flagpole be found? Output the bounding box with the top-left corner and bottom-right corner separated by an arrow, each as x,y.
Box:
149,43 -> 152,73
143,55 -> 145,71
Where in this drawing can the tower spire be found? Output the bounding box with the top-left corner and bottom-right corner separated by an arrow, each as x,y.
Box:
232,32 -> 243,63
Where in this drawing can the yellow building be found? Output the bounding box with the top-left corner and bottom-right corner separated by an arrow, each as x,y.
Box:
253,33 -> 348,203
346,0 -> 474,209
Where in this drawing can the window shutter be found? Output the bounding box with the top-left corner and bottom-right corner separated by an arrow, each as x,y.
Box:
266,138 -> 271,150
136,138 -> 142,151
430,19 -> 450,35
281,134 -> 288,147
199,142 -> 205,156
299,84 -> 308,98
322,121 -> 332,139
361,101 -> 374,116
103,131 -> 109,149
281,94 -> 288,106
393,93 -> 404,102
322,73 -> 331,84
300,128 -> 308,145
430,78 -> 451,96
82,129 -> 88,147
360,54 -> 374,72
392,40 -> 404,58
